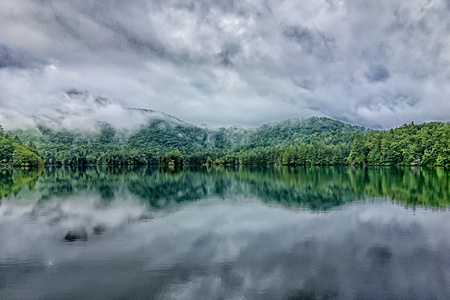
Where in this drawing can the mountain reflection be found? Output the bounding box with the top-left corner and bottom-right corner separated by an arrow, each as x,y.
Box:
1,166 -> 450,299
1,165 -> 449,210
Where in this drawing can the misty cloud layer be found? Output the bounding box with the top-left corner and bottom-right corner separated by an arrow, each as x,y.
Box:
1,0 -> 449,129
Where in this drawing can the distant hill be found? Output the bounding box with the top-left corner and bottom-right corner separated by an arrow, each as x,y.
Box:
244,117 -> 368,148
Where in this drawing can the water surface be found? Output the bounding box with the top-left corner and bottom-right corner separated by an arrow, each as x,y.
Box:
1,166 -> 449,299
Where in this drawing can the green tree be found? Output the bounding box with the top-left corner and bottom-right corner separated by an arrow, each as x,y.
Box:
160,150 -> 184,166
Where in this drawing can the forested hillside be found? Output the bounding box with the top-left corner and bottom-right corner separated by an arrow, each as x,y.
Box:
232,121 -> 450,166
244,117 -> 368,148
0,127 -> 44,167
4,114 -> 450,167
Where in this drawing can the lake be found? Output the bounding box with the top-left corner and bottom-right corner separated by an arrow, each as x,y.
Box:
1,165 -> 450,299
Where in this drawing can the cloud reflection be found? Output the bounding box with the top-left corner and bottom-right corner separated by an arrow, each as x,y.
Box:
0,167 -> 450,299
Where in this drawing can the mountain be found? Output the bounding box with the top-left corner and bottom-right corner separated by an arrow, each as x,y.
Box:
3,91 -> 449,167
8,92 -> 367,165
29,90 -> 190,133
244,117 -> 368,148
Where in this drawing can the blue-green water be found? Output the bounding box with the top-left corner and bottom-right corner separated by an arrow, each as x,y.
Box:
0,166 -> 449,299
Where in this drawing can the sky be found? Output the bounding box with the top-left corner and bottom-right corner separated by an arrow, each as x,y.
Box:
0,0 -> 450,130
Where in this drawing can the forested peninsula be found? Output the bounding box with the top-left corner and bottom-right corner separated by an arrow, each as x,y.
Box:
2,114 -> 449,167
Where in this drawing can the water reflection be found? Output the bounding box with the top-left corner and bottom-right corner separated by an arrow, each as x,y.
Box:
0,167 -> 42,200
1,166 -> 449,209
0,166 -> 449,299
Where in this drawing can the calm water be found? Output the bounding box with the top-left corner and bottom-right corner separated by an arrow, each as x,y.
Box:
1,166 -> 450,299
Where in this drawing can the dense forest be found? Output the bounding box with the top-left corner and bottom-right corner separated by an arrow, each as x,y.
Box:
0,126 -> 44,167
3,115 -> 450,167
226,121 -> 450,167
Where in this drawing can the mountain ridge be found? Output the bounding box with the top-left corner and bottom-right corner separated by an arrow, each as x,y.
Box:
2,91 -> 449,167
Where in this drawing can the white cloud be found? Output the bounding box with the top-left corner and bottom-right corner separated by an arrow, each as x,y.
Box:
0,0 -> 449,129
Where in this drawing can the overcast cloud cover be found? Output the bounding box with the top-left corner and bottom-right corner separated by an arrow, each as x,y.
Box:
0,0 -> 450,129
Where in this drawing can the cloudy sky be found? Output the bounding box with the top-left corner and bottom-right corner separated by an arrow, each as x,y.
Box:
1,0 -> 449,129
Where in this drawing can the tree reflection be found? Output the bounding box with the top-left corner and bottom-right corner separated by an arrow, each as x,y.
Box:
1,166 -> 449,210
0,167 -> 43,201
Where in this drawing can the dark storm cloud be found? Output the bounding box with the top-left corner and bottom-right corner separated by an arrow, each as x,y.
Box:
0,46 -> 22,69
365,65 -> 390,83
218,50 -> 234,67
283,24 -> 336,61
0,0 -> 449,129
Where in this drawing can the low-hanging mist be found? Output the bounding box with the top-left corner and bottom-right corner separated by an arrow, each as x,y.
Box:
0,89 -> 190,133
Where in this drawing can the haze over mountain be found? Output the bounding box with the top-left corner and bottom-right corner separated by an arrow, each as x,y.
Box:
1,88 -> 448,168
1,0 -> 450,129
1,89 -> 189,132
3,88 -> 375,166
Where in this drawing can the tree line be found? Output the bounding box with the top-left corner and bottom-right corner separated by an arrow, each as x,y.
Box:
4,119 -> 450,167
